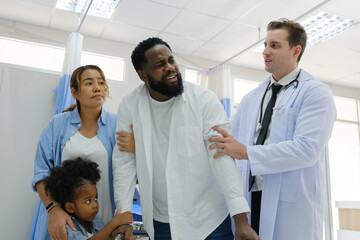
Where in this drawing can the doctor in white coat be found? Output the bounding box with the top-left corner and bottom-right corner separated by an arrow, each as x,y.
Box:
112,37 -> 259,240
209,19 -> 336,240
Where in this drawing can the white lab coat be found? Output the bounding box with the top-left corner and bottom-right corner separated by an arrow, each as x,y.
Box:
113,82 -> 250,240
231,69 -> 336,240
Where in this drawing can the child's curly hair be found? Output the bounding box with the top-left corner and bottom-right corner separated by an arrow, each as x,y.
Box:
44,158 -> 101,211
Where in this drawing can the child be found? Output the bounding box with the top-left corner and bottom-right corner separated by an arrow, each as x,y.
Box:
44,158 -> 134,240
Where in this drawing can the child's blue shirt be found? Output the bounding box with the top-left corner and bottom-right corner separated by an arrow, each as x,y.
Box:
66,216 -> 106,240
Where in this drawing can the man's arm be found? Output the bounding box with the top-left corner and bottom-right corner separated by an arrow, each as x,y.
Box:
200,89 -> 258,239
112,99 -> 137,213
208,126 -> 248,160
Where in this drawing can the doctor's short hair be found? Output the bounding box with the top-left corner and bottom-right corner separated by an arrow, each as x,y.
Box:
131,37 -> 172,72
44,158 -> 101,211
267,18 -> 307,62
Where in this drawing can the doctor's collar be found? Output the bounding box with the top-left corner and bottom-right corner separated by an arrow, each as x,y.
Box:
270,67 -> 300,88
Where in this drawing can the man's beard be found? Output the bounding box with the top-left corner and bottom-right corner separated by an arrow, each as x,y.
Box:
147,72 -> 184,97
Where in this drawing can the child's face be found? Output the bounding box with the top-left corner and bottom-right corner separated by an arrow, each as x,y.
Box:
70,181 -> 99,223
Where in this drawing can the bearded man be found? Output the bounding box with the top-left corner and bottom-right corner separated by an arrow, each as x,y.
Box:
112,37 -> 259,240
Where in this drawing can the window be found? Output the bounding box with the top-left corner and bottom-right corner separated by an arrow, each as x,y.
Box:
233,77 -> 259,105
0,36 -> 126,82
185,69 -> 199,85
0,36 -> 65,72
81,51 -> 125,82
327,96 -> 360,240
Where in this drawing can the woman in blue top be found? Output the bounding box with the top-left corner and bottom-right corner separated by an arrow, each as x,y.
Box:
31,65 -> 132,240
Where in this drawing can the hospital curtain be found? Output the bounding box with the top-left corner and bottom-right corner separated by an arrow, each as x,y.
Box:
53,32 -> 83,114
28,32 -> 83,240
196,69 -> 209,88
207,64 -> 232,117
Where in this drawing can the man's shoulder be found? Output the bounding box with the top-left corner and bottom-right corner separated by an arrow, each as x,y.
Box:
183,81 -> 217,100
122,83 -> 146,102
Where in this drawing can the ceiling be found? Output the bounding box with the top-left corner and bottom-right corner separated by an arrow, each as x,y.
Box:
0,0 -> 359,88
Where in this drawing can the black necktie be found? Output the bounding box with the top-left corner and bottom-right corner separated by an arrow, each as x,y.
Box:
249,84 -> 283,191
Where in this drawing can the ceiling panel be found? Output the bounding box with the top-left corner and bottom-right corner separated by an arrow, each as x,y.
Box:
324,24 -> 360,51
158,32 -> 205,55
311,67 -> 354,83
185,0 -> 263,20
80,16 -> 109,37
192,42 -> 243,62
49,9 -> 79,32
102,21 -> 159,45
163,10 -> 230,41
113,0 -> 180,31
146,0 -> 189,8
230,51 -> 263,70
292,0 -> 325,8
302,42 -> 358,71
19,0 -> 56,8
297,61 -> 324,74
323,0 -> 360,21
238,0 -> 311,28
332,74 -> 360,88
210,22 -> 260,51
0,1 -> 52,27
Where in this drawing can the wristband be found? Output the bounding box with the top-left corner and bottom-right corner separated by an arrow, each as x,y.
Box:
46,201 -> 60,213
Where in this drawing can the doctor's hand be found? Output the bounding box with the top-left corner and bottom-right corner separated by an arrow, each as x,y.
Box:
208,126 -> 248,160
116,124 -> 135,153
233,213 -> 260,240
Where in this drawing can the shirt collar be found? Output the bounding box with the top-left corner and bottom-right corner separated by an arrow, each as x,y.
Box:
70,216 -> 102,235
69,106 -> 106,126
270,67 -> 300,87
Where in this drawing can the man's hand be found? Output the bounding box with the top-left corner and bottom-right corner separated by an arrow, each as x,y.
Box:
233,213 -> 260,240
110,224 -> 134,240
48,206 -> 76,240
116,124 -> 135,153
208,126 -> 248,160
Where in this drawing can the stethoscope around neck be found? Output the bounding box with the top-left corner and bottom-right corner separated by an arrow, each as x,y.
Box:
258,70 -> 301,125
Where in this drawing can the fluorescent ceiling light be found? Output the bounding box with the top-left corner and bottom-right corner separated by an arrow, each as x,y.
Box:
253,12 -> 357,52
56,0 -> 120,19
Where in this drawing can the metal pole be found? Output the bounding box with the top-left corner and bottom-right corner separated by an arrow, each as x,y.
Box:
76,0 -> 94,33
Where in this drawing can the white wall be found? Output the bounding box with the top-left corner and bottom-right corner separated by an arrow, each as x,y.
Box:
0,64 -> 59,239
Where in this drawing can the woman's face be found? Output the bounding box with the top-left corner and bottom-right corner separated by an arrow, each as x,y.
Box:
72,69 -> 107,109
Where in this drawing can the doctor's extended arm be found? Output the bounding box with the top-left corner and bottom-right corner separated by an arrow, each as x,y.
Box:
211,83 -> 336,175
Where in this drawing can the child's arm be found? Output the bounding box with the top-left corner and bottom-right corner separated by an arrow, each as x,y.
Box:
89,211 -> 133,240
